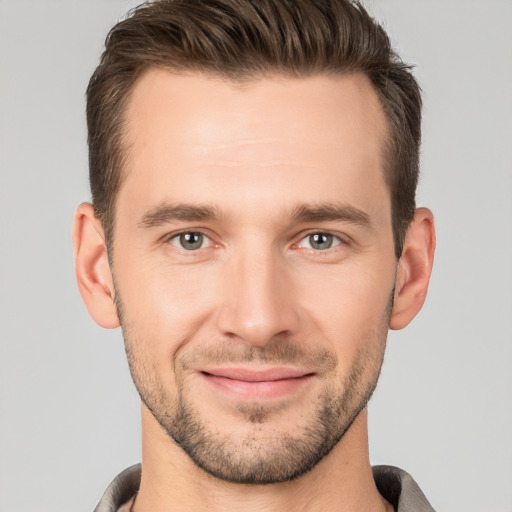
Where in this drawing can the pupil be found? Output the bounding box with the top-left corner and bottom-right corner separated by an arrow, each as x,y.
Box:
311,233 -> 332,250
180,232 -> 203,250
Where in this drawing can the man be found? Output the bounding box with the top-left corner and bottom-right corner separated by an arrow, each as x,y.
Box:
73,0 -> 436,510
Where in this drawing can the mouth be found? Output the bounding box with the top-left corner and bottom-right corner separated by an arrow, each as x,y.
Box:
199,367 -> 315,401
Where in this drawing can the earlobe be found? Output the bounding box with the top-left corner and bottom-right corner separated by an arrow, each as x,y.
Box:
72,202 -> 120,329
389,207 -> 436,330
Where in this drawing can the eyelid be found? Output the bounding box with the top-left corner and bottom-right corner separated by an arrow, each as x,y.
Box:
163,229 -> 216,250
161,228 -> 349,251
293,230 -> 347,250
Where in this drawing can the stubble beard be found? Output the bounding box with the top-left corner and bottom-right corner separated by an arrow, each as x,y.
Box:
117,293 -> 391,485
167,346 -> 382,484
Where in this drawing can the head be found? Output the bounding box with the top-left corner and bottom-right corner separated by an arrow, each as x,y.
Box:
75,0 -> 435,486
87,0 -> 422,259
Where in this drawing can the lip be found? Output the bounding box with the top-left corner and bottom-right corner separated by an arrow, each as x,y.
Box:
200,367 -> 315,401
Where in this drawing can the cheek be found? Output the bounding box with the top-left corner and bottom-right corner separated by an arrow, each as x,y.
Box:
294,260 -> 394,350
300,258 -> 394,310
114,256 -> 223,349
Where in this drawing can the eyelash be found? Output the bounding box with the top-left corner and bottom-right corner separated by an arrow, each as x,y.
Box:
165,230 -> 346,253
166,231 -> 213,251
294,232 -> 344,251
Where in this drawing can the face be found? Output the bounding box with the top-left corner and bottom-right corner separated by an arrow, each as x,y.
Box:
112,70 -> 397,483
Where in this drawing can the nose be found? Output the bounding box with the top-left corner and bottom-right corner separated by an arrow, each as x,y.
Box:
216,245 -> 300,347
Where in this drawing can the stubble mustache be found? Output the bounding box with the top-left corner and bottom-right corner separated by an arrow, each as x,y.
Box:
177,337 -> 339,374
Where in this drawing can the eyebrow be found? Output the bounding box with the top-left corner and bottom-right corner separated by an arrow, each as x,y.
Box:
137,201 -> 371,229
138,203 -> 218,228
291,203 -> 371,226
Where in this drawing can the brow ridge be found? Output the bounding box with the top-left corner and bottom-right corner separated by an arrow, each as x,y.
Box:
291,203 -> 371,225
138,203 -> 218,228
138,201 -> 371,229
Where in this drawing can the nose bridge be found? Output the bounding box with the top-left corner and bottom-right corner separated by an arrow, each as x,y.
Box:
218,238 -> 297,345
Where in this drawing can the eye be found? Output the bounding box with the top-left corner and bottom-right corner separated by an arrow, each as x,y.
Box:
168,232 -> 211,251
298,232 -> 341,251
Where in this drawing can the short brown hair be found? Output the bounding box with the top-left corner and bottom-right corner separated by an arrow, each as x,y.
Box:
87,0 -> 421,258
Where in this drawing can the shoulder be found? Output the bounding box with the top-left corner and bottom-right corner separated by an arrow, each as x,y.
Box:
372,465 -> 436,512
93,464 -> 141,512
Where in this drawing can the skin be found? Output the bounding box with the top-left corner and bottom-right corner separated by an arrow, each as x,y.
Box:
73,69 -> 435,512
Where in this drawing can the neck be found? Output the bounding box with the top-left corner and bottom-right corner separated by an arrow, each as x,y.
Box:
133,406 -> 391,512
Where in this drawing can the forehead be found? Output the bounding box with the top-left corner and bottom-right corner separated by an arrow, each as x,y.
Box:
119,69 -> 390,219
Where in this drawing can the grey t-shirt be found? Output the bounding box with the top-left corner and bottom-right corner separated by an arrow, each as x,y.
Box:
94,464 -> 435,512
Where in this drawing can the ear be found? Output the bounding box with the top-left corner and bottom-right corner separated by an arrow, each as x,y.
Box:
389,207 -> 436,330
72,202 -> 120,329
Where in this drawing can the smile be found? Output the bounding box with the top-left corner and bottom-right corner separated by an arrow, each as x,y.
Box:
200,367 -> 315,401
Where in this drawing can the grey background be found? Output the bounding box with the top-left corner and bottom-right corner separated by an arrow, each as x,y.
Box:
0,1 -> 511,511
